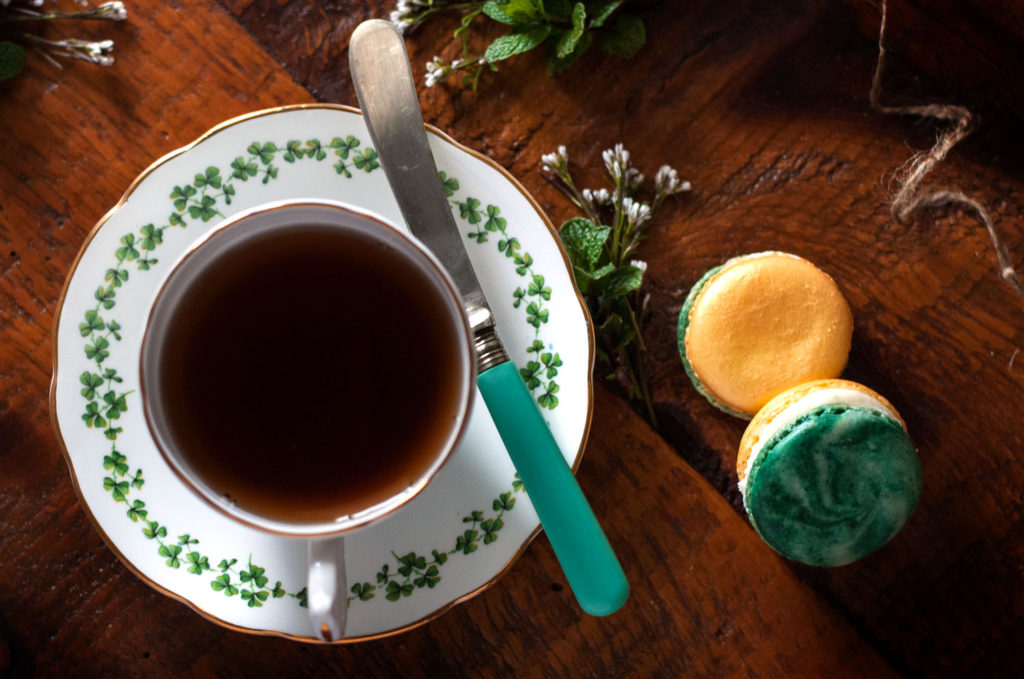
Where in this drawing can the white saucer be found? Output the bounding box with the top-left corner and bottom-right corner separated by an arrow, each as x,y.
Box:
50,105 -> 594,642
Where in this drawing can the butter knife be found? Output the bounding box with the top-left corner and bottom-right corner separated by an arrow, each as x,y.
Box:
349,19 -> 628,616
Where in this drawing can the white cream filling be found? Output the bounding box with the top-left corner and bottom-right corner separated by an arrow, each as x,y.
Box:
738,388 -> 898,494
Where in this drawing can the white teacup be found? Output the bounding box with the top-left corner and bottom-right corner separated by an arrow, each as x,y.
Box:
139,200 -> 475,640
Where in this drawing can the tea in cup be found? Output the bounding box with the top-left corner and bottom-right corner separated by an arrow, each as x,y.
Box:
140,200 -> 475,640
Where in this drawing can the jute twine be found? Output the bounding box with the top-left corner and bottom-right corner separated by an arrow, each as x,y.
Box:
871,0 -> 1024,297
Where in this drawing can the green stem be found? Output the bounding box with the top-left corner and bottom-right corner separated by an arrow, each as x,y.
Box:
609,177 -> 627,264
629,339 -> 657,427
3,8 -> 115,21
456,8 -> 483,54
624,300 -> 656,426
405,2 -> 484,33
551,171 -> 601,225
444,55 -> 486,89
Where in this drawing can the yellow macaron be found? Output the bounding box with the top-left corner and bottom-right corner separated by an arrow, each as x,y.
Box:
677,251 -> 853,418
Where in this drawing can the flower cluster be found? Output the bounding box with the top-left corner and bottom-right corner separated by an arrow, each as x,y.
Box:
545,143 -> 689,266
7,0 -> 126,21
23,35 -> 114,65
542,143 -> 689,425
424,54 -> 486,88
389,0 -> 435,34
0,0 -> 127,79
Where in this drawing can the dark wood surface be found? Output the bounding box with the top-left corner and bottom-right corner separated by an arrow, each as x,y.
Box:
2,0 -> 1023,676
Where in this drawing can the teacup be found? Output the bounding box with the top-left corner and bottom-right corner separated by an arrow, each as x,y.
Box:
139,200 -> 475,640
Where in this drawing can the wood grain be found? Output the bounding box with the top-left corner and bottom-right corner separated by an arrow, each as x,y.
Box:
1,0 -> 890,676
3,0 -> 1024,675
845,0 -> 1024,125
226,0 -> 1024,674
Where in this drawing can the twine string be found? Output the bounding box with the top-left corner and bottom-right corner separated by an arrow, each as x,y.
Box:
870,0 -> 1024,296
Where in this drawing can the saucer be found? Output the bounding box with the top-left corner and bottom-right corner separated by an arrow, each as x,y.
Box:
50,105 -> 594,642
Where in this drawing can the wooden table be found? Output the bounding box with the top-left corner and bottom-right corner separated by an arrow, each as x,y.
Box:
3,0 -> 1023,675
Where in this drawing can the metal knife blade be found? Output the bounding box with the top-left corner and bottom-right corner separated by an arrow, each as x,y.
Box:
349,19 -> 629,616
348,20 -> 495,341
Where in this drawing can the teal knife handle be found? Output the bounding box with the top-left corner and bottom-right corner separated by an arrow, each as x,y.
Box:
477,360 -> 629,616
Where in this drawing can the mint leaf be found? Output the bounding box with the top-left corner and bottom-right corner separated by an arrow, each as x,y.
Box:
485,23 -> 552,63
600,13 -> 645,58
602,264 -> 644,300
583,262 -> 615,281
559,217 -> 609,270
501,0 -> 541,22
549,31 -> 593,74
0,42 -> 25,81
482,1 -> 518,25
555,3 -> 587,58
587,0 -> 624,28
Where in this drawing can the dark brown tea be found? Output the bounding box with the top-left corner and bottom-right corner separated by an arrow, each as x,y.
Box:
156,225 -> 467,525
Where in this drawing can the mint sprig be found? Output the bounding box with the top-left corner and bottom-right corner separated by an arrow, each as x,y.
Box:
541,144 -> 689,425
393,0 -> 646,89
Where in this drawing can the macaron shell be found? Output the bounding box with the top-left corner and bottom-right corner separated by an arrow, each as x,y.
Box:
682,252 -> 853,416
744,405 -> 922,567
677,264 -> 749,418
736,379 -> 905,484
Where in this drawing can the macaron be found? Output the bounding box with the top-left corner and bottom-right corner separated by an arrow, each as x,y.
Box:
737,379 -> 922,567
677,252 -> 853,418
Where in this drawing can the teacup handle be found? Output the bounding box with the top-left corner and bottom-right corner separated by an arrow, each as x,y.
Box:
308,537 -> 347,641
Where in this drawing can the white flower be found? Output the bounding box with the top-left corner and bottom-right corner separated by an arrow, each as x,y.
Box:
541,145 -> 568,173
630,259 -> 648,273
602,143 -> 631,181
581,187 -> 608,210
655,165 -> 690,195
88,39 -> 115,65
95,1 -> 127,20
601,149 -> 617,177
635,203 -> 652,225
391,15 -> 414,32
21,34 -> 116,66
54,38 -> 116,65
622,197 -> 651,227
582,187 -> 610,207
654,164 -> 675,187
390,1 -> 415,32
424,56 -> 447,87
625,167 -> 644,191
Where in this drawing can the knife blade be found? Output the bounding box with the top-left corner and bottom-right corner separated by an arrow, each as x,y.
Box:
349,19 -> 628,616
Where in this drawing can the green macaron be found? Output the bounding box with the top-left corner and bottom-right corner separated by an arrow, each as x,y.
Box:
737,379 -> 922,567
